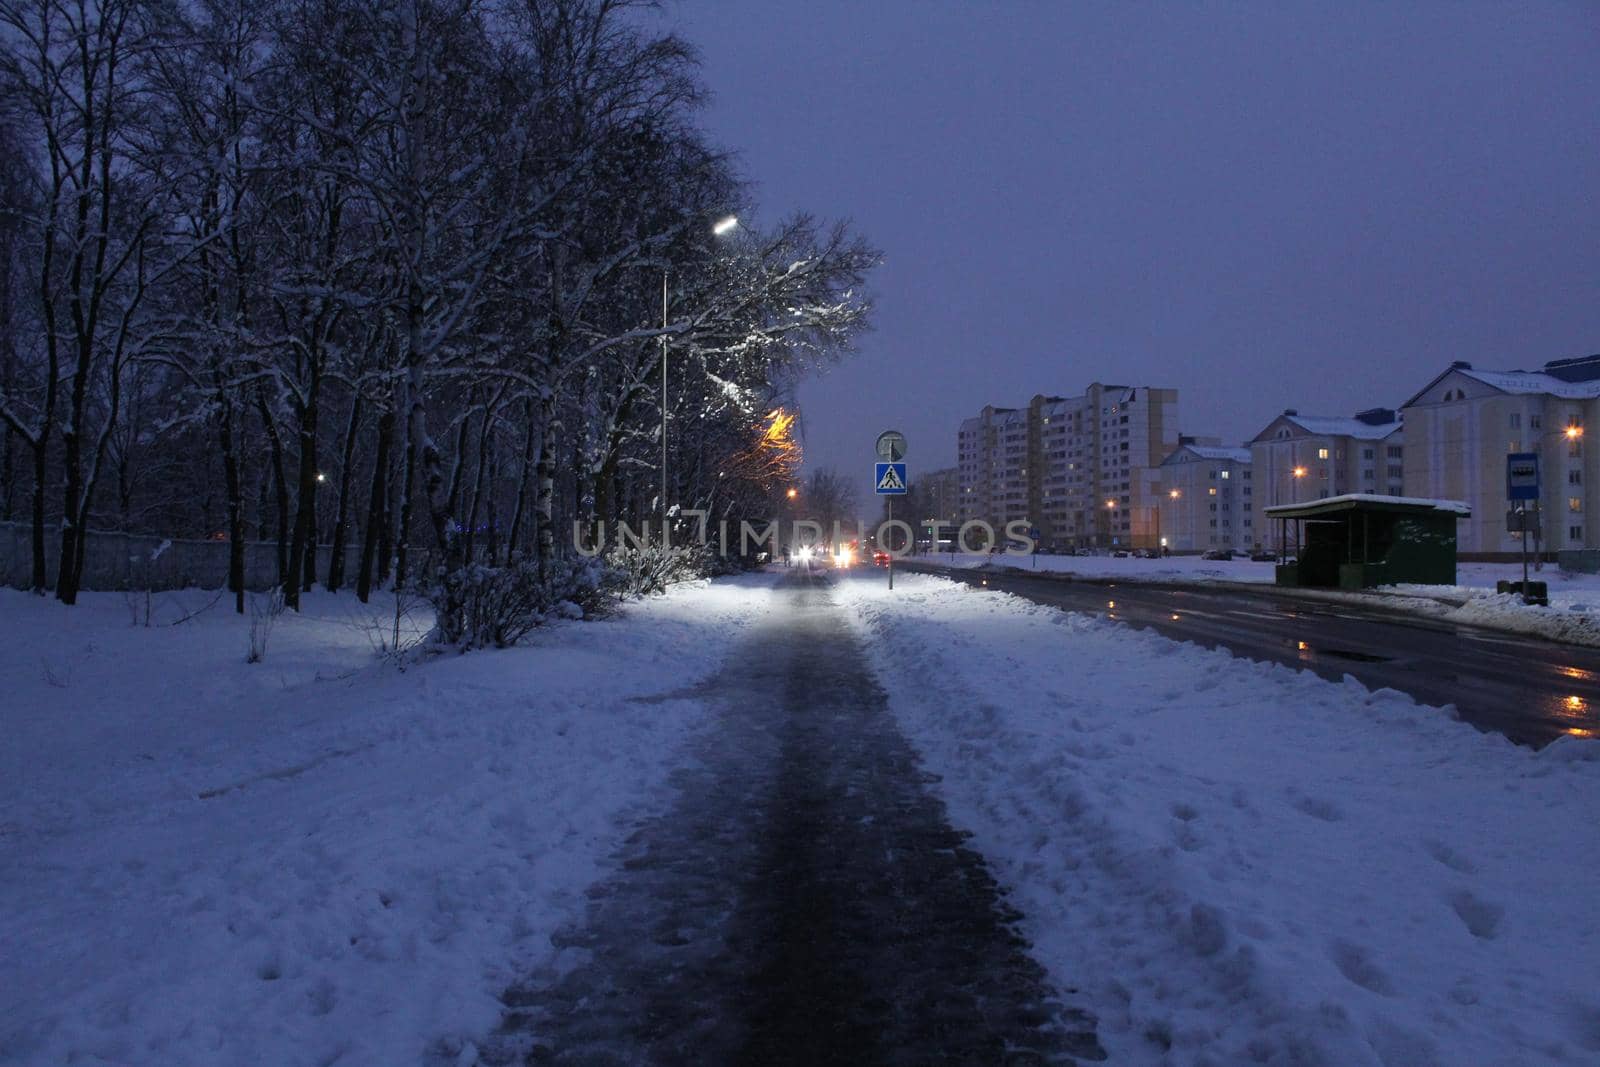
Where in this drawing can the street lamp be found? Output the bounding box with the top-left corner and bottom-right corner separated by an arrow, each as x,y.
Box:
787,487 -> 797,500
661,215 -> 740,527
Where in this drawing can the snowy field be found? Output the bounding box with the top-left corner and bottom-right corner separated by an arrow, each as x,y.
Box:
0,577 -> 779,1066
923,552 -> 1600,645
837,571 -> 1600,1065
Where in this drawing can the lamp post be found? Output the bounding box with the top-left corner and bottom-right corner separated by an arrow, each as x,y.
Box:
661,215 -> 740,535
1526,424 -> 1584,575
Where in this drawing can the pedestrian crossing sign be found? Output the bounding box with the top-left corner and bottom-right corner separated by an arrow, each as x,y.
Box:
874,462 -> 908,495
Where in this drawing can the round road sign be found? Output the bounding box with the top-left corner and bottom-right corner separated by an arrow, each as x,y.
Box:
875,430 -> 907,462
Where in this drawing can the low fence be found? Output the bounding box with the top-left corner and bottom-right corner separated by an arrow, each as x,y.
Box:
0,520 -> 363,593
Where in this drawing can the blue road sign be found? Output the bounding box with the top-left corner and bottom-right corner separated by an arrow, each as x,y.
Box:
874,462 -> 908,494
1507,452 -> 1540,501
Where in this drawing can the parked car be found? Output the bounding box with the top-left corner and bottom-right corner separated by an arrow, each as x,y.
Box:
1112,549 -> 1130,558
1250,550 -> 1276,562
1201,548 -> 1235,561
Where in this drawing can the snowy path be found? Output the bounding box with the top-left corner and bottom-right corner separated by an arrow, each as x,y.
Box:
485,570 -> 1104,1065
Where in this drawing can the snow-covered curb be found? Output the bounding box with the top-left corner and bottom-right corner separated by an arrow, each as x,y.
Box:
836,572 -> 1600,1065
0,575 -> 780,1066
907,558 -> 1600,648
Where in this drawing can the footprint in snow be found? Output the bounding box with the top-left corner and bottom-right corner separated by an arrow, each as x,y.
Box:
1423,838 -> 1477,874
1329,939 -> 1394,995
1448,888 -> 1505,940
1289,792 -> 1343,823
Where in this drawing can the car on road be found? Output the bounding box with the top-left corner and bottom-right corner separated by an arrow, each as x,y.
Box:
872,551 -> 891,567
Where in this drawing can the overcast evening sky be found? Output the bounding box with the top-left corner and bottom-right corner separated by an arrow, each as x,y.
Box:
663,1 -> 1600,480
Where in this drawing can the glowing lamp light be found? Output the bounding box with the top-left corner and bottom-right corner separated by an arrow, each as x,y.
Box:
712,215 -> 739,236
1292,466 -> 1307,478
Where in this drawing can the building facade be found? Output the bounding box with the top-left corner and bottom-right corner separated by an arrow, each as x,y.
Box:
1156,441 -> 1254,552
958,384 -> 1180,549
1249,408 -> 1404,550
1401,356 -> 1600,558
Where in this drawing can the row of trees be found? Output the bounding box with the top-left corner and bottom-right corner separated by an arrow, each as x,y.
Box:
0,0 -> 877,609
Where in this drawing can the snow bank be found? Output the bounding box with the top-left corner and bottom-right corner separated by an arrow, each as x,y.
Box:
0,576 -> 778,1066
836,572 -> 1600,1065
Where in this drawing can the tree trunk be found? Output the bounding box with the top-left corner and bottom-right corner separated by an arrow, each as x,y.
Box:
218,395 -> 245,613
356,409 -> 392,602
327,391 -> 362,592
256,388 -> 291,586
535,394 -> 557,579
283,387 -> 319,610
30,435 -> 46,593
506,398 -> 536,560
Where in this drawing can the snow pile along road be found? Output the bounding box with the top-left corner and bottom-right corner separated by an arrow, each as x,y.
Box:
0,576 -> 777,1066
836,571 -> 1600,1066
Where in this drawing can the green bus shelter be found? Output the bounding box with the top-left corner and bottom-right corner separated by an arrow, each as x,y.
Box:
1263,494 -> 1470,590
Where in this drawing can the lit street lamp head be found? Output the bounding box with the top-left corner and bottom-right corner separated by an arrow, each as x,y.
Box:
713,215 -> 739,236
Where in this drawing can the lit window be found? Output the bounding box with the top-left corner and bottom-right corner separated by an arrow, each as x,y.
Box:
1317,448 -> 1329,459
1571,497 -> 1583,514
1208,487 -> 1217,496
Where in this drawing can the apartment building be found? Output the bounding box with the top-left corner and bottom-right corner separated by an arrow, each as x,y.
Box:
1156,440 -> 1254,552
1401,356 -> 1600,559
1249,408 -> 1404,550
957,383 -> 1180,549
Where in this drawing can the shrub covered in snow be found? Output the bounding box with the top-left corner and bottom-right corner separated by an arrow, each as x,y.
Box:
604,542 -> 711,596
422,557 -> 620,650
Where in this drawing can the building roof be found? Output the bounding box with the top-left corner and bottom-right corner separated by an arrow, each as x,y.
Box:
1163,444 -> 1250,465
1262,493 -> 1471,520
1283,413 -> 1402,440
1456,367 -> 1600,400
1402,356 -> 1600,408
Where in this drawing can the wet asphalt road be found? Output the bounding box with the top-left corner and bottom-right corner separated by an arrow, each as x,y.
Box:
484,570 -> 1103,1066
906,562 -> 1600,748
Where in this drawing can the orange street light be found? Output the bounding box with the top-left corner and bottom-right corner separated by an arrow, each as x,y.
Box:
786,487 -> 797,499
1105,499 -> 1117,509
1292,466 -> 1307,478
1169,489 -> 1180,499
1566,425 -> 1583,440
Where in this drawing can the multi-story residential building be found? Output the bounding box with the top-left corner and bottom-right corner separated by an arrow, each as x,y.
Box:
958,383 -> 1180,549
910,466 -> 961,541
1156,439 -> 1253,552
1401,356 -> 1600,559
1249,407 -> 1404,551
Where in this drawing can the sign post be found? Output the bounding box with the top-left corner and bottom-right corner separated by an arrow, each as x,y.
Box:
1507,452 -> 1541,600
874,430 -> 909,590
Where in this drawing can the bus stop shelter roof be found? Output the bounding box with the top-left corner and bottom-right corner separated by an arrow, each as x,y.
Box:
1261,493 -> 1472,521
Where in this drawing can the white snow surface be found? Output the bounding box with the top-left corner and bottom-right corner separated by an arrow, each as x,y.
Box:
924,554 -> 1600,645
0,577 -> 779,1066
836,571 -> 1600,1065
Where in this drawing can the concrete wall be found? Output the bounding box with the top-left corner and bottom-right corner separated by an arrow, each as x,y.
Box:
0,520 -> 363,593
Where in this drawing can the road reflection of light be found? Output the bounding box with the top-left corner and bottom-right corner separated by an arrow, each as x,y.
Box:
1566,695 -> 1586,714
1559,666 -> 1595,682
1297,641 -> 1309,651
1171,614 -> 1181,621
1108,600 -> 1116,609
1567,727 -> 1596,739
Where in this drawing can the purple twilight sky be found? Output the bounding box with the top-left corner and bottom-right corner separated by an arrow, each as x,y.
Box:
663,1 -> 1600,479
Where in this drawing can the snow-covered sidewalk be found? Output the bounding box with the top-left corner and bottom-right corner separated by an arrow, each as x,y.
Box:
836,571 -> 1600,1065
0,576 -> 779,1066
